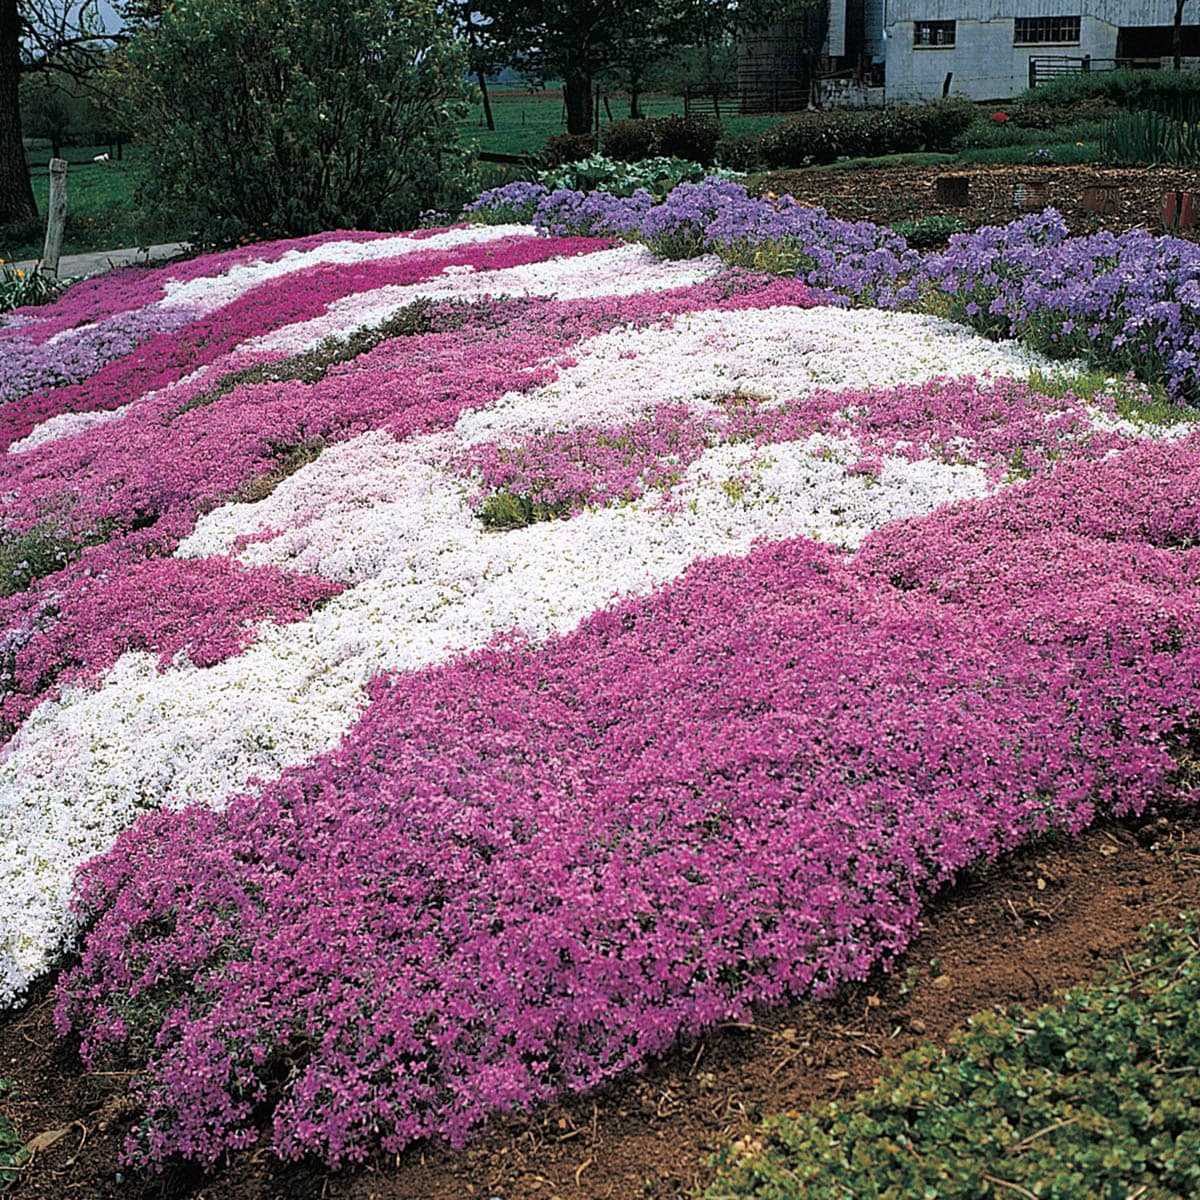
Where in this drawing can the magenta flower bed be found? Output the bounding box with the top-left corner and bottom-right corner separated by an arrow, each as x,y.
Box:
2,213 -> 1197,1177
55,431 -> 1200,1167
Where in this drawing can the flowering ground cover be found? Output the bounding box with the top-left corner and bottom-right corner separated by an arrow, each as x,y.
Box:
2,195 -> 1199,1174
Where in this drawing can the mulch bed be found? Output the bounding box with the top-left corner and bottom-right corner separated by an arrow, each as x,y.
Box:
763,162 -> 1200,238
4,807 -> 1199,1199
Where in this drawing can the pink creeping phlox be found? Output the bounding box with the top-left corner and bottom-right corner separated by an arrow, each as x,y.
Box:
55,432 -> 1200,1170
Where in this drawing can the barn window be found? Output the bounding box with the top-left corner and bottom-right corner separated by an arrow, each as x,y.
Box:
1014,16 -> 1081,44
914,20 -> 956,46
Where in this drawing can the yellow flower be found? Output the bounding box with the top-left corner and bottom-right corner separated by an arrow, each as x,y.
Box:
1075,141 -> 1084,147
14,269 -> 24,280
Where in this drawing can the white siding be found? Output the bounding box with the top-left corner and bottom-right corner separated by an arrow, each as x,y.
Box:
829,0 -> 847,57
887,0 -> 1179,24
885,14 -> 1121,102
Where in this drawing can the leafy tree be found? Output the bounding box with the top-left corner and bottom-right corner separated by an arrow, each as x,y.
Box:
483,0 -> 804,136
1,0 -> 119,230
122,0 -> 473,244
659,39 -> 738,118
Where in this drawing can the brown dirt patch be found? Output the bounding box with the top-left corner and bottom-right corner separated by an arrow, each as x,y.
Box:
763,162 -> 1200,237
4,806 -> 1200,1199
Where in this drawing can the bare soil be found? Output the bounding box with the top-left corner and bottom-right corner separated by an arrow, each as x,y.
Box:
763,162 -> 1200,237
3,805 -> 1199,1200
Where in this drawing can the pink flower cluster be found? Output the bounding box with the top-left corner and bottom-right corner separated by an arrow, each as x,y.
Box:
55,430 -> 1200,1168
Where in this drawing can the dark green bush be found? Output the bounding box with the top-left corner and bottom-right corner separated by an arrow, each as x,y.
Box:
716,131 -> 764,171
906,98 -> 979,151
759,112 -> 844,167
706,910 -> 1200,1200
124,0 -> 473,245
541,131 -> 597,167
657,113 -> 721,164
1008,96 -> 1115,128
600,118 -> 660,162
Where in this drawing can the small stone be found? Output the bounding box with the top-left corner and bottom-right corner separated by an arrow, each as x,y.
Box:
931,974 -> 952,989
909,1018 -> 927,1034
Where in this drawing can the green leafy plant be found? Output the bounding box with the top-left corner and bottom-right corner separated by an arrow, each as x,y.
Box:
477,489 -> 571,530
705,911 -> 1200,1200
537,154 -> 742,198
122,0 -> 473,246
1101,109 -> 1200,166
0,261 -> 64,312
0,1079 -> 22,1187
891,213 -> 970,247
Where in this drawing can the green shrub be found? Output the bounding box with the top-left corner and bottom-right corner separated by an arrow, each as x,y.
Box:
123,0 -> 473,246
1019,67 -> 1200,122
759,112 -> 844,167
1008,96 -> 1115,128
541,131 -> 597,167
600,114 -> 722,165
758,101 -> 979,167
906,98 -> 979,151
892,213 -> 971,247
600,118 -> 660,162
705,910 -> 1200,1200
716,131 -> 765,171
657,113 -> 721,164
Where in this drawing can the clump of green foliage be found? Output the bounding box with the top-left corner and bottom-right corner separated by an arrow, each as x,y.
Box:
538,154 -> 743,198
704,911 -> 1200,1200
891,213 -> 970,247
1016,67 -> 1200,121
122,0 -> 474,245
477,490 -> 572,531
0,523 -> 82,598
0,1079 -> 21,1187
0,261 -> 64,313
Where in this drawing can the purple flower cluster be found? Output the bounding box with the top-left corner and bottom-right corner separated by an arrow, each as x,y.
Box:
468,179 -> 913,304
912,210 -> 1200,399
466,182 -> 1200,401
55,429 -> 1200,1168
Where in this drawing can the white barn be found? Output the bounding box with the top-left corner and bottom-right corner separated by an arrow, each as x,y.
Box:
879,0 -> 1195,102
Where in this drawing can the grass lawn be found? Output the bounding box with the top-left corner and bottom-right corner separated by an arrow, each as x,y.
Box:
1,145 -> 183,264
461,87 -> 782,156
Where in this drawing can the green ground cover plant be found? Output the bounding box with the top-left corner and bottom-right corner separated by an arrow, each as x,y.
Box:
704,911 -> 1200,1200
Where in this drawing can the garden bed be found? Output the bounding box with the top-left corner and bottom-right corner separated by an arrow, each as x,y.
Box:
5,808 -> 1200,1199
762,163 -> 1200,239
1,196 -> 1199,1196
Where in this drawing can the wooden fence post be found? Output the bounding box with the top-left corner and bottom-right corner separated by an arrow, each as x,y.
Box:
40,158 -> 68,280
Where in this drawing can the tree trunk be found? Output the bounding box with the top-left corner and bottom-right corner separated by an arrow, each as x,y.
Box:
1175,0 -> 1186,70
562,69 -> 592,136
0,0 -> 38,228
476,68 -> 495,131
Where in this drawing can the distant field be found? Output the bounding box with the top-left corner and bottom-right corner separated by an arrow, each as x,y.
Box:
3,144 -> 181,263
461,87 -> 785,156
